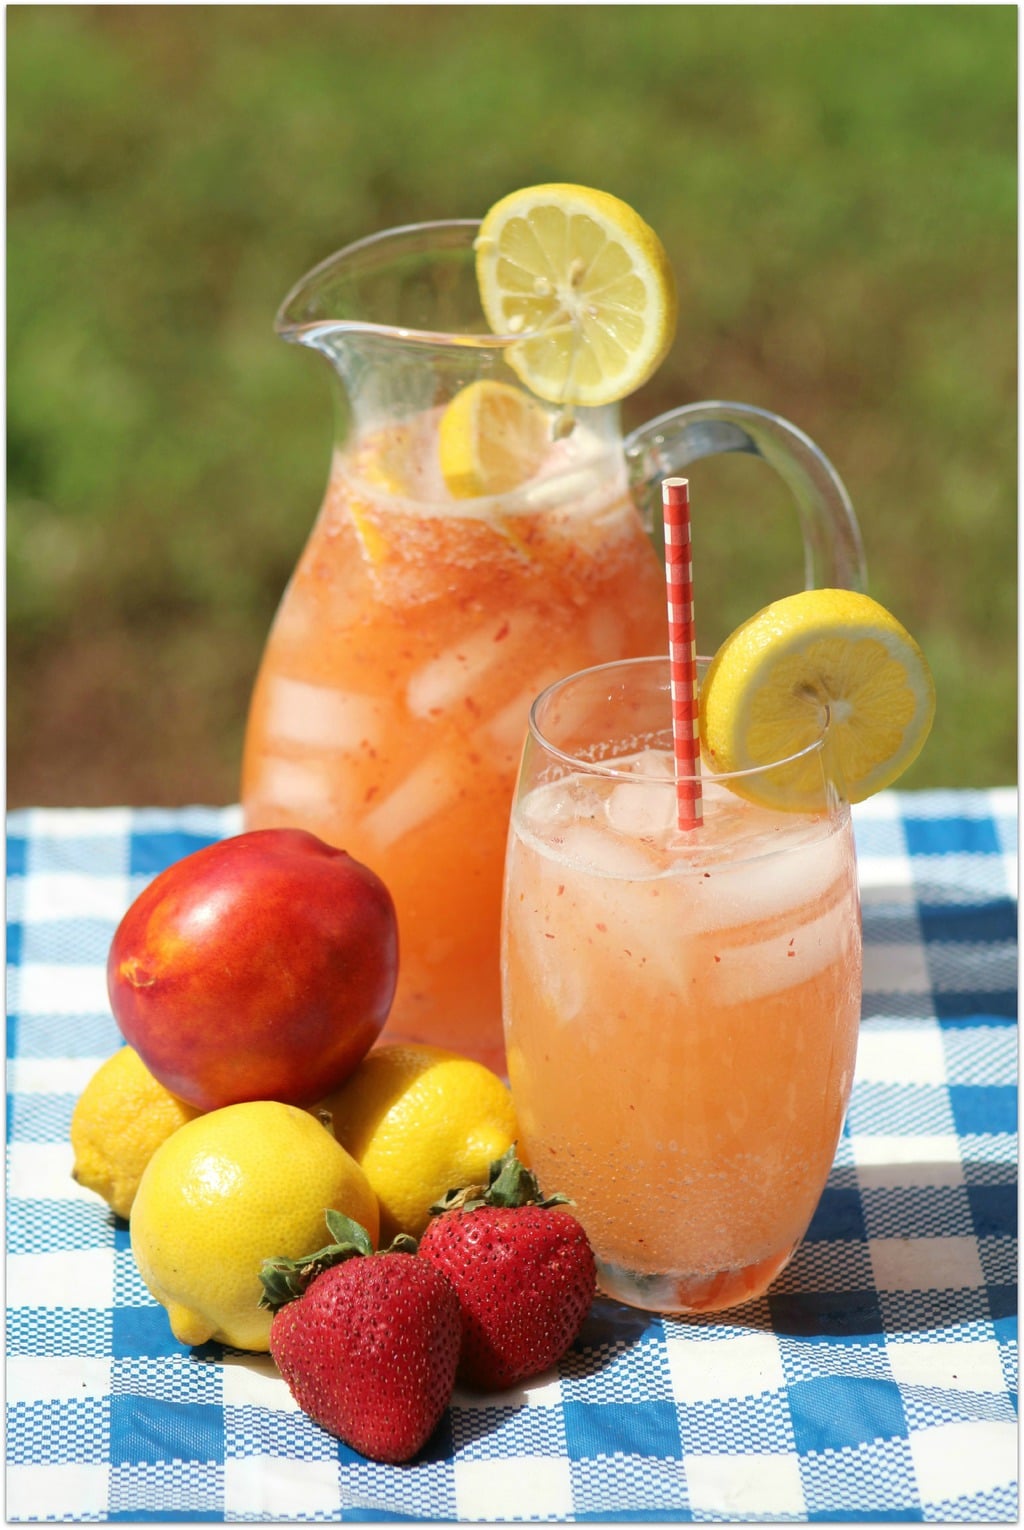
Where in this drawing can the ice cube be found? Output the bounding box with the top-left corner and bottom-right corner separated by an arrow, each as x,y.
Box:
487,692 -> 533,758
265,677 -> 381,752
267,596 -> 316,654
552,840 -> 693,1002
406,621 -> 530,719
556,821 -> 665,881
485,668 -> 566,758
585,606 -> 626,659
605,778 -> 678,839
686,826 -> 851,933
516,775 -> 606,841
507,800 -> 694,1018
253,757 -> 338,811
511,905 -> 589,1026
629,748 -> 676,779
363,754 -> 460,847
708,898 -> 857,1005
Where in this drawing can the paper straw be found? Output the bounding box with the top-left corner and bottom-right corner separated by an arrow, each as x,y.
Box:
663,477 -> 703,829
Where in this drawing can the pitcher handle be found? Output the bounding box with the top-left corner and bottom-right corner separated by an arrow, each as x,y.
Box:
624,399 -> 867,591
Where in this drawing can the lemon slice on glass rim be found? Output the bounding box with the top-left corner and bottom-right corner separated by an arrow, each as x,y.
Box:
474,183 -> 678,407
699,588 -> 936,810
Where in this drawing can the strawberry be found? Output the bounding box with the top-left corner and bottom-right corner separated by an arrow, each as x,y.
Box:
259,1213 -> 462,1465
417,1145 -> 596,1392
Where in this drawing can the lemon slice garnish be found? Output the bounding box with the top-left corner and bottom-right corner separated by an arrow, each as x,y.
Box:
474,183 -> 678,407
439,379 -> 550,500
700,589 -> 936,809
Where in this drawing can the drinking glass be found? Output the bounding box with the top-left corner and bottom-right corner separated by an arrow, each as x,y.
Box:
502,655 -> 863,1313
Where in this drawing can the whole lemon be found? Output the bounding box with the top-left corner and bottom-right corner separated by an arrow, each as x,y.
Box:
130,1101 -> 379,1352
71,1045 -> 202,1220
319,1044 -> 518,1242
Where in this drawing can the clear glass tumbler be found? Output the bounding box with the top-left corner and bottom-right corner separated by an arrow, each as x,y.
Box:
501,655 -> 863,1313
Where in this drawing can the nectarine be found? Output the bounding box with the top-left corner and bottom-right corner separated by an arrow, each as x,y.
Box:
107,829 -> 398,1110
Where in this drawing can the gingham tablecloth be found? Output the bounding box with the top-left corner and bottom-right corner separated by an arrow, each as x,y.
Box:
6,790 -> 1018,1522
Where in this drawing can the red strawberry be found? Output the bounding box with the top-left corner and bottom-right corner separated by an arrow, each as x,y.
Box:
259,1213 -> 462,1465
417,1146 -> 596,1392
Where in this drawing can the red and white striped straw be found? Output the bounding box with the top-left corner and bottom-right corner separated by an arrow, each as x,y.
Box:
663,477 -> 703,829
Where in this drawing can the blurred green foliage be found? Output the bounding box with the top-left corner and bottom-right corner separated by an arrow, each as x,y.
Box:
8,4 -> 1016,804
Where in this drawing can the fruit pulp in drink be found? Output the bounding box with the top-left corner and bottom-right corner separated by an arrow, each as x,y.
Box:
241,414 -> 668,1073
502,757 -> 862,1311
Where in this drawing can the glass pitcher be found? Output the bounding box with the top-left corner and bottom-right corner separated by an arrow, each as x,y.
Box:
240,219 -> 866,1074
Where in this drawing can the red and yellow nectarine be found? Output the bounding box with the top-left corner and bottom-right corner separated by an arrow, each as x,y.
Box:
107,829 -> 398,1111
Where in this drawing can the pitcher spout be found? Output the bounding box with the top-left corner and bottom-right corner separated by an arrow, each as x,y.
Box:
274,219 -> 517,363
274,219 -> 549,430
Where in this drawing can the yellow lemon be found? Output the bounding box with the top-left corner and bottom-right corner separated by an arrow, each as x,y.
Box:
348,421 -> 418,564
318,1044 -> 518,1241
700,588 -> 936,810
438,379 -> 550,499
474,183 -> 678,406
130,1101 -> 379,1352
70,1045 -> 201,1220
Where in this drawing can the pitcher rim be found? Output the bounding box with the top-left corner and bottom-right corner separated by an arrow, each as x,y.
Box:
275,218 -> 525,348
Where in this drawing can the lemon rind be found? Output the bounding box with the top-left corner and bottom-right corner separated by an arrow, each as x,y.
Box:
700,592 -> 936,809
475,183 -> 677,408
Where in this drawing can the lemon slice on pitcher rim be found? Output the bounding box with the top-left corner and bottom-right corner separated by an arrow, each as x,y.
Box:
474,183 -> 678,407
439,379 -> 550,499
699,589 -> 936,810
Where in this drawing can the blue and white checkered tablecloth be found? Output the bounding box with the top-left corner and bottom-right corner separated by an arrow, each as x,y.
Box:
6,790 -> 1018,1522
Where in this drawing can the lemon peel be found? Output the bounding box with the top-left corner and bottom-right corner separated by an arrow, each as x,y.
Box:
475,183 -> 677,407
318,1044 -> 518,1242
699,588 -> 935,810
345,425 -> 416,566
130,1100 -> 379,1352
70,1046 -> 201,1220
439,379 -> 550,500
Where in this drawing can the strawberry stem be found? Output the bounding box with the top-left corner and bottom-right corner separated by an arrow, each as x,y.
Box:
258,1211 -> 373,1311
429,1143 -> 572,1217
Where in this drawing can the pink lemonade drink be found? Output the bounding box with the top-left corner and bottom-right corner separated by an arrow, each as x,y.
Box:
242,419 -> 668,1073
502,655 -> 862,1312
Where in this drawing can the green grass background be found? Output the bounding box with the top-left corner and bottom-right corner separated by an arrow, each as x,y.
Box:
8,4 -> 1017,806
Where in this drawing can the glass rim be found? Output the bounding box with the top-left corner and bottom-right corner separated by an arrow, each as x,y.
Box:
527,653 -> 831,785
275,218 -> 526,349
